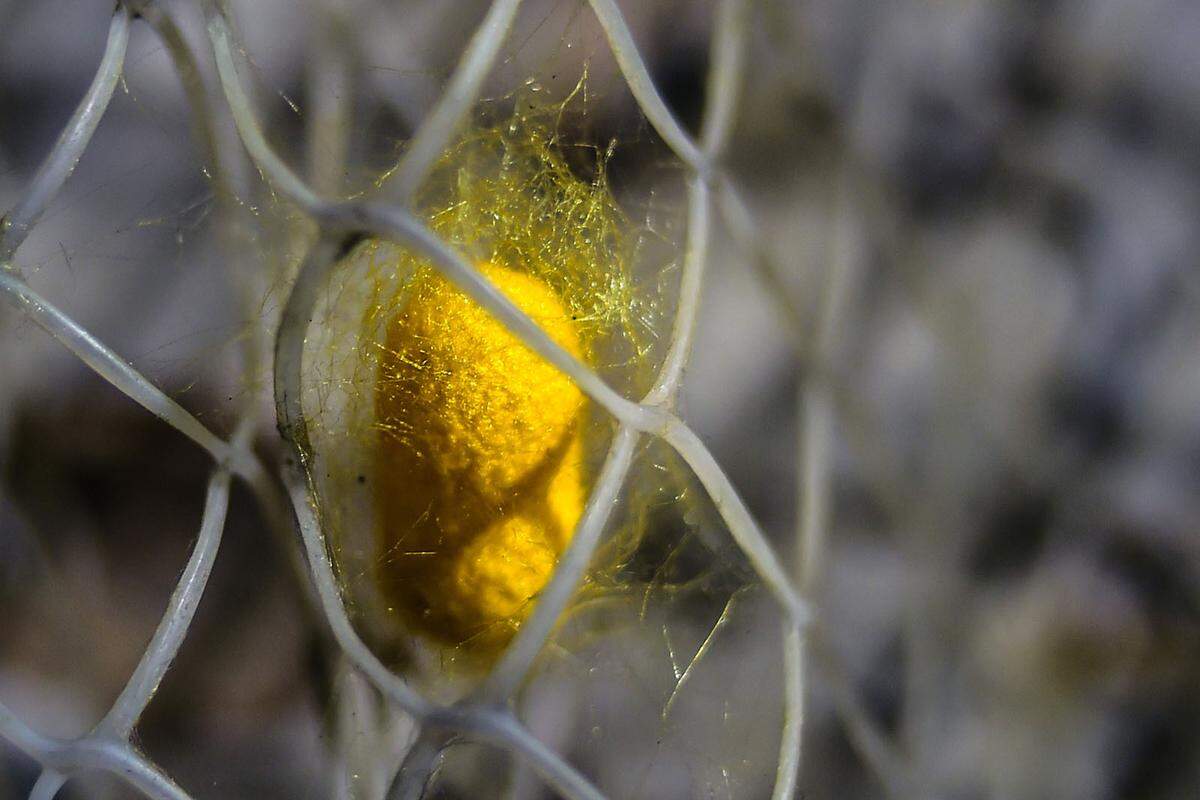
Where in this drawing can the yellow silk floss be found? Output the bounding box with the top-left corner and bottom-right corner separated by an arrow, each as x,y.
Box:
316,81 -> 666,667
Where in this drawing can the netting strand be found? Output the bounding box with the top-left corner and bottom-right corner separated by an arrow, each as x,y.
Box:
378,0 -> 524,202
0,8 -> 130,262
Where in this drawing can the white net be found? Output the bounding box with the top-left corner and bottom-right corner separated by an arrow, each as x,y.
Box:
0,1 -> 827,799
13,2 -> 1200,800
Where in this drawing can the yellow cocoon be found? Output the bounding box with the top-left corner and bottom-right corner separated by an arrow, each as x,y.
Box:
374,262 -> 587,651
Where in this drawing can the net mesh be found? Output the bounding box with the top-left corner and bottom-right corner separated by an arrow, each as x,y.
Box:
0,1 -> 831,798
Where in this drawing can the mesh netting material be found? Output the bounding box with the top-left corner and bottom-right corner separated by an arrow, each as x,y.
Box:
0,1 -> 821,798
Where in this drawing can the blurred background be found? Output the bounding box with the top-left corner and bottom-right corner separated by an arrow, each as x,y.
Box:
2,0 -> 1200,798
